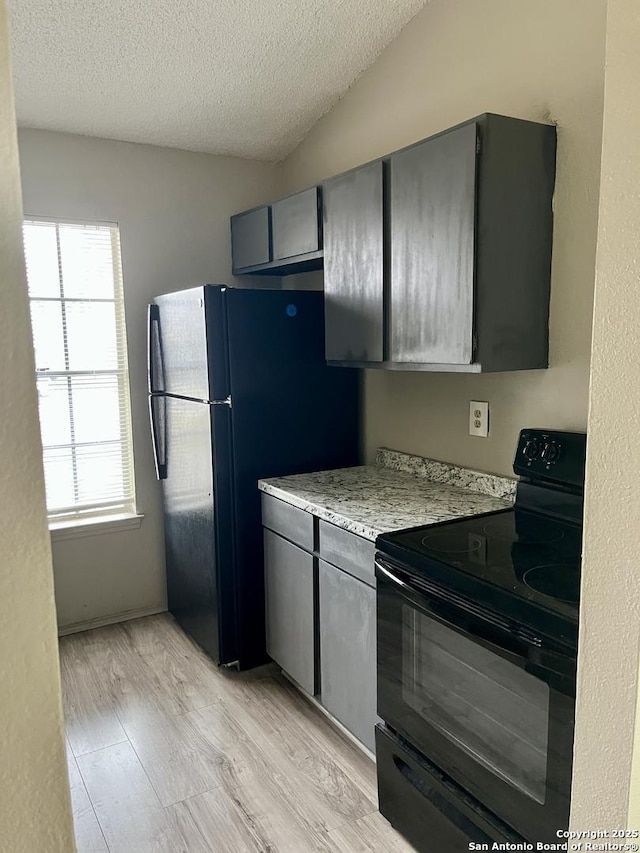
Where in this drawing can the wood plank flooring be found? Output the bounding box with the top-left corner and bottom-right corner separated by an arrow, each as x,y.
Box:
60,613 -> 416,853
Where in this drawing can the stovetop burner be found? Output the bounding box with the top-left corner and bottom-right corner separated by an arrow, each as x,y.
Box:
377,508 -> 582,621
522,564 -> 581,604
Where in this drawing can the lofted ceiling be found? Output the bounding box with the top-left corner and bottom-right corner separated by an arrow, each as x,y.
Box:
8,0 -> 427,161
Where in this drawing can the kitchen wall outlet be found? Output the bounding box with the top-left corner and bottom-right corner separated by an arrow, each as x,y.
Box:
469,401 -> 489,437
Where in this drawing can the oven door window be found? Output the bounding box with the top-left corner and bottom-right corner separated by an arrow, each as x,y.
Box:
402,605 -> 550,804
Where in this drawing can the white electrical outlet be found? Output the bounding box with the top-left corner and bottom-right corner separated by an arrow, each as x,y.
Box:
469,401 -> 489,437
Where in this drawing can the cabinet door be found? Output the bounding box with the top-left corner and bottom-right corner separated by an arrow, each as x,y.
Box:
323,162 -> 384,362
264,529 -> 315,694
231,206 -> 271,271
389,122 -> 477,364
319,559 -> 377,751
272,187 -> 321,261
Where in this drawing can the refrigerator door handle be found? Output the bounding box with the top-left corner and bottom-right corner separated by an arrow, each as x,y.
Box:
148,303 -> 165,394
210,395 -> 232,408
149,394 -> 167,480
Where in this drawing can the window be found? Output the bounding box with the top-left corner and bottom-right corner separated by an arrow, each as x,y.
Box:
23,219 -> 136,524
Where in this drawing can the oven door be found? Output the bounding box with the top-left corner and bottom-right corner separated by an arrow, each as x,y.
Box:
376,556 -> 575,843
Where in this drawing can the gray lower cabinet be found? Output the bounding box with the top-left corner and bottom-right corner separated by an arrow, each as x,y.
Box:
264,528 -> 316,695
319,558 -> 377,752
261,496 -> 378,752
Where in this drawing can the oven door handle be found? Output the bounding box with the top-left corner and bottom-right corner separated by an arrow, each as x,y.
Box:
376,560 -> 414,594
376,559 -> 537,670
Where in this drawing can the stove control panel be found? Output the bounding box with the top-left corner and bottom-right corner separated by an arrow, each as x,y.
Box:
514,429 -> 586,487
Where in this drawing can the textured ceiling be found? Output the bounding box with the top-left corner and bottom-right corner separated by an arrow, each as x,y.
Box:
8,0 -> 427,161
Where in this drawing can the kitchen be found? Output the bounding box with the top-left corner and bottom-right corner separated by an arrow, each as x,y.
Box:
2,0 -> 639,851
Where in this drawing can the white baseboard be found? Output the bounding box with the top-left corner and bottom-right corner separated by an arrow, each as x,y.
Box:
57,605 -> 167,637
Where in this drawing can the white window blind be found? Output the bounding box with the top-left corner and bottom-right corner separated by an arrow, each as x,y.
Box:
23,219 -> 136,523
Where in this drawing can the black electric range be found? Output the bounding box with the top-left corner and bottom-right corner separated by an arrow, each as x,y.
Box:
374,429 -> 586,852
377,502 -> 582,650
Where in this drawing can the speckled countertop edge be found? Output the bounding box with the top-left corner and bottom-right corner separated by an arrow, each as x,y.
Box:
258,449 -> 516,542
376,447 -> 517,500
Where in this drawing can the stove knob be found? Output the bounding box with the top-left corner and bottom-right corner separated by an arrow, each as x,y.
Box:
523,439 -> 540,460
542,442 -> 560,463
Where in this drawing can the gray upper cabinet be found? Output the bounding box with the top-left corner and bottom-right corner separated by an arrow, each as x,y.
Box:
231,187 -> 323,276
231,113 -> 556,371
389,123 -> 477,365
230,206 -> 271,272
322,113 -> 556,372
472,114 -> 556,372
272,187 -> 321,261
323,162 -> 385,363
387,114 -> 556,372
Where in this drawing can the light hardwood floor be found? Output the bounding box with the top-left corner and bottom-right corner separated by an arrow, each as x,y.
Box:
60,613 -> 415,852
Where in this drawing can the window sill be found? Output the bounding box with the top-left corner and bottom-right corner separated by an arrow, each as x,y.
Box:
49,512 -> 144,542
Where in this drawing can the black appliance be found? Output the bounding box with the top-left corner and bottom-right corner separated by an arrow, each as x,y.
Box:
148,285 -> 359,669
375,429 -> 586,851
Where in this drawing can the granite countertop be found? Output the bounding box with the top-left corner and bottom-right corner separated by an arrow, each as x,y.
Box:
258,448 -> 517,541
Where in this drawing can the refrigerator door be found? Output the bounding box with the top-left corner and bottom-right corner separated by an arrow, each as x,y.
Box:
224,288 -> 360,669
163,394 -> 237,664
148,393 -> 167,480
154,285 -> 229,402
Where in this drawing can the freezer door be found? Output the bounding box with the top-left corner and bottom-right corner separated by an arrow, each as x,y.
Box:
153,285 -> 228,401
148,304 -> 165,394
163,395 -> 235,664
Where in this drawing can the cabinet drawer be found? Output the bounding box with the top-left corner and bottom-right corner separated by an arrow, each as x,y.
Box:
272,187 -> 321,261
318,520 -> 375,587
231,206 -> 271,271
261,493 -> 314,551
376,725 -> 515,851
264,529 -> 316,695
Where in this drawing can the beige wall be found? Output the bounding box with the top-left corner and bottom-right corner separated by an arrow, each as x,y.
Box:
18,129 -> 280,631
0,4 -> 74,850
280,0 -> 607,477
631,655 -> 640,826
572,0 -> 640,828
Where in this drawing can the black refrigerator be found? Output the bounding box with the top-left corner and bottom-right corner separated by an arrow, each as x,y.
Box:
148,285 -> 360,669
